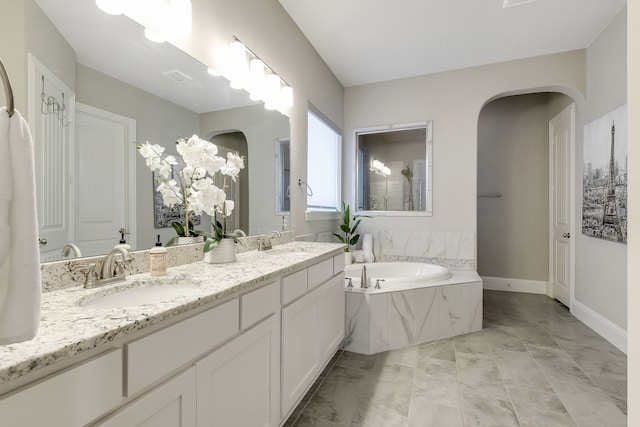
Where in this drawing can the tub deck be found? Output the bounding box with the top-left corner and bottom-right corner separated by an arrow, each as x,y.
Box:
343,270 -> 482,355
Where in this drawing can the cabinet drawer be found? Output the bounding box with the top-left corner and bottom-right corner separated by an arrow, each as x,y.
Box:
241,281 -> 280,329
333,253 -> 345,275
126,299 -> 239,397
282,269 -> 308,305
308,258 -> 333,290
0,349 -> 123,427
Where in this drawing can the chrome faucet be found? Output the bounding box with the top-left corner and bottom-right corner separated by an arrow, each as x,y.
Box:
258,230 -> 282,251
99,246 -> 133,280
61,243 -> 83,258
360,265 -> 368,288
75,246 -> 133,289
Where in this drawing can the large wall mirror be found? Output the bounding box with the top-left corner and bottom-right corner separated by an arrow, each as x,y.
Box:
32,0 -> 291,261
356,122 -> 433,216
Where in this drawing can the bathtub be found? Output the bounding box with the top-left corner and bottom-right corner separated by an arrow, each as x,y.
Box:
343,262 -> 482,355
344,262 -> 452,289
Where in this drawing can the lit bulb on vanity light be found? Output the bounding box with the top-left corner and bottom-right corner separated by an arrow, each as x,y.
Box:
248,58 -> 265,101
228,40 -> 248,89
207,68 -> 221,76
279,85 -> 293,109
96,0 -> 125,15
144,28 -> 166,43
263,74 -> 281,110
169,0 -> 192,35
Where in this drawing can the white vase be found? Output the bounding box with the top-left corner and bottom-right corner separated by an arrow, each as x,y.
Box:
204,239 -> 236,264
176,236 -> 204,245
344,251 -> 353,265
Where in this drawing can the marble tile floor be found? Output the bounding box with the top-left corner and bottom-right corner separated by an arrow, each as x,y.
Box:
285,290 -> 627,427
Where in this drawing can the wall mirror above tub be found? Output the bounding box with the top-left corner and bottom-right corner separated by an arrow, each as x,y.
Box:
31,0 -> 291,261
356,122 -> 433,216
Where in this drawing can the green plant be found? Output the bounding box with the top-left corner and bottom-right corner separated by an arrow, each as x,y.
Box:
166,220 -> 202,246
333,201 -> 371,252
202,203 -> 238,252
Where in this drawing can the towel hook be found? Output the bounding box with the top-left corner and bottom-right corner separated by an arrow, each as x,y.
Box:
0,58 -> 15,118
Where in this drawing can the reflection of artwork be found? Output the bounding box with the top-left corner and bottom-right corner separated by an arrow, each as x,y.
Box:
153,170 -> 201,229
582,104 -> 627,243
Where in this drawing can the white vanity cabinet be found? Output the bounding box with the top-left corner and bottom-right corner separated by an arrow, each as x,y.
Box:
95,367 -> 196,427
281,254 -> 345,418
196,314 -> 280,427
0,349 -> 123,427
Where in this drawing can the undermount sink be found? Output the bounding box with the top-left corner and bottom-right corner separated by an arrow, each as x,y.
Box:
262,246 -> 313,256
78,283 -> 200,309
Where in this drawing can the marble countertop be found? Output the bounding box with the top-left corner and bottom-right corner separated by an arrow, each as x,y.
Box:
0,242 -> 344,385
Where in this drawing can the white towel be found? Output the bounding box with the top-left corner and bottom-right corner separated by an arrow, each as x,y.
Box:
0,109 -> 10,267
0,108 -> 41,344
362,234 -> 375,263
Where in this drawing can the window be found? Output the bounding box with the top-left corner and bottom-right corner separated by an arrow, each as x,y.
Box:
307,107 -> 342,214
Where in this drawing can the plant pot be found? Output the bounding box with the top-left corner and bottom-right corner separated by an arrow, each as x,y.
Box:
344,251 -> 353,265
204,239 -> 236,264
176,236 -> 204,245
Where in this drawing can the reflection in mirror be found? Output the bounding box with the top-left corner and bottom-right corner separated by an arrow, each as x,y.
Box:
32,0 -> 291,261
356,122 -> 433,215
276,138 -> 291,215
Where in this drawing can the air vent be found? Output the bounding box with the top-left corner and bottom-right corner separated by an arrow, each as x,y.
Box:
162,69 -> 193,83
503,0 -> 537,8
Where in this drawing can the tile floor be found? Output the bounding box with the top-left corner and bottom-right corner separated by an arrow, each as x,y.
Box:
285,290 -> 627,427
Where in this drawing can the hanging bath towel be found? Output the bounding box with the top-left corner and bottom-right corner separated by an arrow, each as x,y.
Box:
0,107 -> 41,344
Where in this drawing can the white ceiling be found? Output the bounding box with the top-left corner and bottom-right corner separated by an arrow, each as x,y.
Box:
35,0 -> 258,113
278,0 -> 627,87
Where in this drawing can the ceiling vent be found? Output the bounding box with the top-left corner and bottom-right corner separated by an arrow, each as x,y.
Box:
503,0 -> 537,8
162,69 -> 193,83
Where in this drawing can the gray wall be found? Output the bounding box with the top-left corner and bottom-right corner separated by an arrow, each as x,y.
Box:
477,93 -> 572,281
576,8 -> 627,329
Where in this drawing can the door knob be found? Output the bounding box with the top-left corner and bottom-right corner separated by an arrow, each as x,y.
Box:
562,233 -> 571,238
38,238 -> 47,246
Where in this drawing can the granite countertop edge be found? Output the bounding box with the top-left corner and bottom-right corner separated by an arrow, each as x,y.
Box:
0,242 -> 345,386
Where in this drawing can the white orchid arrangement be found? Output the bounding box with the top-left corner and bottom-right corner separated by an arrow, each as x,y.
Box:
138,135 -> 245,249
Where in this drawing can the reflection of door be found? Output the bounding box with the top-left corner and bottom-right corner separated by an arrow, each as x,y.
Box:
549,104 -> 575,307
74,104 -> 136,256
29,55 -> 75,261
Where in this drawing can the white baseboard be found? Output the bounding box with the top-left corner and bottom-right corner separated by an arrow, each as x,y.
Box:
481,276 -> 549,294
571,300 -> 627,354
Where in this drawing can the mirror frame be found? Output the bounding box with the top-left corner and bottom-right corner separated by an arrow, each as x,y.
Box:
355,121 -> 433,217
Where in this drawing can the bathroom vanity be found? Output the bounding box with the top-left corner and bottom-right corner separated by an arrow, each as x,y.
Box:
0,242 -> 345,426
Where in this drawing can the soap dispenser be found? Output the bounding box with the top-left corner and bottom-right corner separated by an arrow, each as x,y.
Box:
115,228 -> 131,250
149,235 -> 167,276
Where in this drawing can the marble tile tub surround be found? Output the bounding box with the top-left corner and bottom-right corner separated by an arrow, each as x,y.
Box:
1,240 -> 340,385
356,230 -> 476,270
344,271 -> 482,355
287,290 -> 627,427
40,231 -> 295,292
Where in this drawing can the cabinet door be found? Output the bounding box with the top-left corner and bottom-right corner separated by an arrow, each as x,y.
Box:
95,367 -> 196,427
0,350 -> 122,427
281,288 -> 321,417
196,315 -> 280,427
319,275 -> 345,361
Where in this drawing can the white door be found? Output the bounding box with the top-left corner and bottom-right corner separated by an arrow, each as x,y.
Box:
29,55 -> 75,261
74,104 -> 136,256
549,104 -> 575,308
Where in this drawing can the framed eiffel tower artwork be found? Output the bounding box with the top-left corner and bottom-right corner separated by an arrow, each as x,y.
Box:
582,104 -> 627,244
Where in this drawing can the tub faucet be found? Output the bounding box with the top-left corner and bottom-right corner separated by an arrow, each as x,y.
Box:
360,265 -> 368,288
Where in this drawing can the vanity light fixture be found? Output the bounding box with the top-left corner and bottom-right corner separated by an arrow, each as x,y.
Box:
227,37 -> 294,111
96,0 -> 125,15
96,0 -> 192,43
370,159 -> 391,176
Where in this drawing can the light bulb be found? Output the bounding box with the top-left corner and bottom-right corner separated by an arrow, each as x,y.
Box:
263,73 -> 281,110
96,0 -> 124,15
169,0 -> 192,35
229,40 -> 248,89
279,85 -> 293,109
248,58 -> 265,101
144,28 -> 166,43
